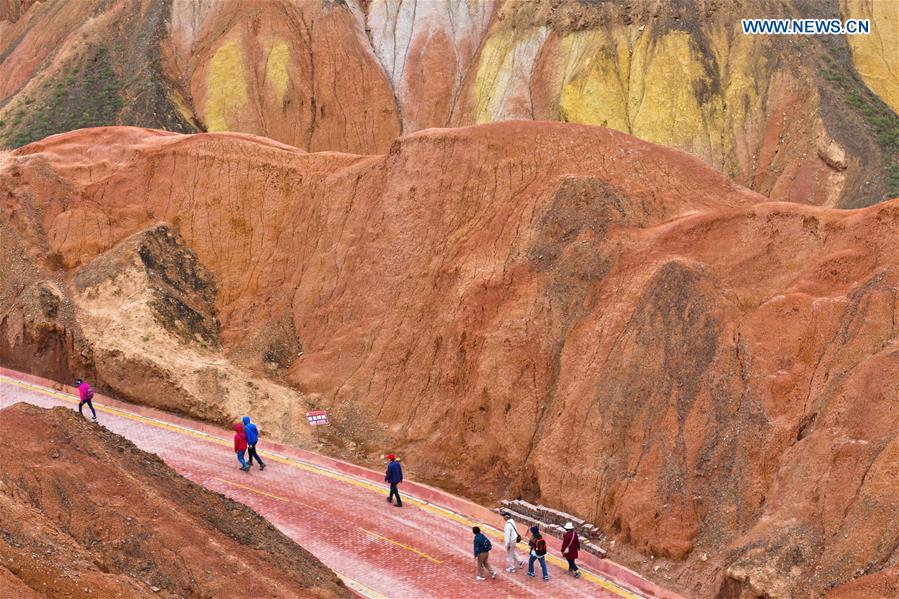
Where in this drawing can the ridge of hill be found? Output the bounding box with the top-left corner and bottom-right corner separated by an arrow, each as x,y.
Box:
1,0 -> 896,206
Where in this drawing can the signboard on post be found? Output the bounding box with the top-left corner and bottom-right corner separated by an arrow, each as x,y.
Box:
306,410 -> 329,426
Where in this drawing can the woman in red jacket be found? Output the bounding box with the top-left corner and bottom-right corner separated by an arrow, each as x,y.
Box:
561,522 -> 581,578
234,423 -> 250,472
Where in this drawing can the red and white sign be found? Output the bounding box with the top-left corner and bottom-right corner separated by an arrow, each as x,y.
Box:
306,410 -> 329,426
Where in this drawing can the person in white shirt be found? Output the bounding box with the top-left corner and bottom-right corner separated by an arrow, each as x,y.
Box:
502,511 -> 525,572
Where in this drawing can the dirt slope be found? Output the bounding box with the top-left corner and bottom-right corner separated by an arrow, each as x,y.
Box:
0,402 -> 351,598
0,202 -> 322,448
1,0 -> 896,206
1,123 -> 897,597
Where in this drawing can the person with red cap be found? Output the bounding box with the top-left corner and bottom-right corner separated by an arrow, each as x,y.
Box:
384,454 -> 403,507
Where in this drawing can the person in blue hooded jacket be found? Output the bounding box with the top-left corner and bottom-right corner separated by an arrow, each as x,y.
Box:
384,454 -> 402,507
472,526 -> 496,580
242,416 -> 266,470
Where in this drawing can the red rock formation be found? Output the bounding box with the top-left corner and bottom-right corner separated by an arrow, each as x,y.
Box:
1,123 -> 896,597
827,567 -> 899,598
0,403 -> 351,598
2,0 -> 896,206
171,0 -> 401,154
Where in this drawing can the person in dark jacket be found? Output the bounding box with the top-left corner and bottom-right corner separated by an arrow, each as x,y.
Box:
527,525 -> 549,581
561,522 -> 581,577
384,454 -> 403,507
75,379 -> 97,421
472,526 -> 496,580
234,422 -> 250,472
242,416 -> 266,470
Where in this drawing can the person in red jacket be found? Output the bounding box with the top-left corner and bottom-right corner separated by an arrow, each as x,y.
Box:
561,522 -> 580,578
234,422 -> 250,472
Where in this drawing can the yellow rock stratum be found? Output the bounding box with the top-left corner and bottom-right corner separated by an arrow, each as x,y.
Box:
204,38 -> 248,132
842,0 -> 899,112
0,0 -> 896,206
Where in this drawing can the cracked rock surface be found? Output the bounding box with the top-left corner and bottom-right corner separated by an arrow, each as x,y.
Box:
1,122 -> 897,597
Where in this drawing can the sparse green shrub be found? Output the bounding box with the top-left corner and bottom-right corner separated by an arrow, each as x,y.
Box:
2,45 -> 124,148
822,48 -> 899,200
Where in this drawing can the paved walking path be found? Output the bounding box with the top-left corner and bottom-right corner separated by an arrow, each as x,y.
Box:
1,368 -> 680,599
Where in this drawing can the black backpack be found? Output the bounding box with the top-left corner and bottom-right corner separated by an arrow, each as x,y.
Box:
483,537 -> 492,552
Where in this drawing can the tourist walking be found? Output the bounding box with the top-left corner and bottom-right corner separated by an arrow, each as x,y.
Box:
75,378 -> 97,421
234,422 -> 250,472
527,525 -> 549,581
242,415 -> 266,470
502,511 -> 524,572
385,454 -> 403,507
562,522 -> 581,577
472,526 -> 496,581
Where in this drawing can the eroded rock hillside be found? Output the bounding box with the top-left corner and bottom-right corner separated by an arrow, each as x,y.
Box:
0,403 -> 351,598
1,123 -> 897,597
0,0 -> 896,206
0,209 -> 326,448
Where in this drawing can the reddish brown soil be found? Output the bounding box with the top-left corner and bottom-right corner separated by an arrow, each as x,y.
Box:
1,123 -> 897,597
826,567 -> 899,598
0,402 -> 351,598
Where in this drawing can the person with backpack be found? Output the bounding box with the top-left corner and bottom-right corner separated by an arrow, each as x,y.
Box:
234,422 -> 250,472
242,416 -> 266,470
384,454 -> 403,507
527,525 -> 549,581
75,379 -> 97,421
472,526 -> 496,581
502,511 -> 524,572
561,522 -> 581,578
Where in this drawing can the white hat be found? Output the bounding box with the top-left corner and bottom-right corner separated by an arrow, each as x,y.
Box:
564,522 -> 574,530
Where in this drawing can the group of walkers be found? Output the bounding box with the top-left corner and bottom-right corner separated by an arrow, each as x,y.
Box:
234,416 -> 266,472
75,379 -> 267,476
473,511 -> 581,582
382,455 -> 580,583
73,378 -> 585,586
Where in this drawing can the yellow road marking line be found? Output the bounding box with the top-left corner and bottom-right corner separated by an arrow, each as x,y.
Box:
541,552 -> 638,598
360,527 -> 443,564
333,570 -> 387,599
213,477 -> 289,502
2,375 -> 642,598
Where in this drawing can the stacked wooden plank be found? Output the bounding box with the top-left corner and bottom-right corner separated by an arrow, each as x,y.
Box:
497,499 -> 608,558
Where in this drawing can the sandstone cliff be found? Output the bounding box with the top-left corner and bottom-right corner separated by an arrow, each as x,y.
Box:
1,0 -> 896,206
1,123 -> 896,597
0,199 -> 326,449
0,403 -> 351,598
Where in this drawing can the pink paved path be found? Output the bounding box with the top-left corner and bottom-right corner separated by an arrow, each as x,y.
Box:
1,368 -> 680,599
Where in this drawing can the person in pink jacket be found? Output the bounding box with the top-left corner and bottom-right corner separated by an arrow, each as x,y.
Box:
75,378 -> 97,421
